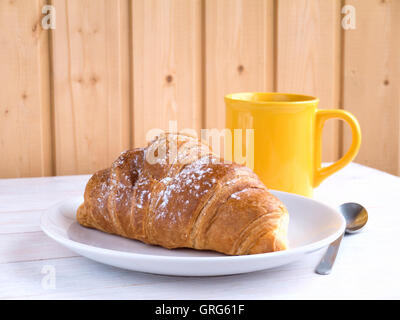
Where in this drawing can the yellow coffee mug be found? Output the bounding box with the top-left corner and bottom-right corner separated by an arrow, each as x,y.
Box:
225,92 -> 361,197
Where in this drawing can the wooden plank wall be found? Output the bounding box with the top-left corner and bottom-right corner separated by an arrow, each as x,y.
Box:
0,0 -> 52,178
132,0 -> 202,146
343,0 -> 400,176
51,0 -> 131,175
205,0 -> 274,130
276,0 -> 341,161
0,0 -> 399,178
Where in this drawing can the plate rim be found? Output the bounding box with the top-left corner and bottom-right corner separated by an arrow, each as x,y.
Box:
40,190 -> 346,262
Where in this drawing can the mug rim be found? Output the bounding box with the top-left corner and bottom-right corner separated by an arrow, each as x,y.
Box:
225,92 -> 319,106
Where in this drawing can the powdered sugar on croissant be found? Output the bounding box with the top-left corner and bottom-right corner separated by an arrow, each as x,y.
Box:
77,133 -> 288,255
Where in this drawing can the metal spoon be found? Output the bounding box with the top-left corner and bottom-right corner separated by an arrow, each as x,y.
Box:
315,202 -> 368,275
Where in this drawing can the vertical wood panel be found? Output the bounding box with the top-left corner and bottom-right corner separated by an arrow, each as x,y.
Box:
0,0 -> 52,178
132,0 -> 202,147
0,1 -> 398,178
343,0 -> 400,175
276,0 -> 342,162
205,0 -> 274,130
51,0 -> 130,175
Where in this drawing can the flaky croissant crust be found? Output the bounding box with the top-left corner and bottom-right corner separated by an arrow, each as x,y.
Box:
77,133 -> 288,255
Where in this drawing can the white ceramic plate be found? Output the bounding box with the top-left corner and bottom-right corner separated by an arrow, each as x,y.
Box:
41,191 -> 345,276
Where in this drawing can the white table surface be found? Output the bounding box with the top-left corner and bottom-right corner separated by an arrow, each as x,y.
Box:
1,162 -> 399,300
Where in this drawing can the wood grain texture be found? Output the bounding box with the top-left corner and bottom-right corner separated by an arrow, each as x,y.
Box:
0,256 -> 176,299
0,0 -> 52,178
276,0 -> 342,162
205,0 -> 274,130
51,0 -> 131,175
0,1 -> 399,178
0,210 -> 43,234
343,0 -> 400,175
132,0 -> 202,147
0,232 -> 76,264
0,174 -> 88,212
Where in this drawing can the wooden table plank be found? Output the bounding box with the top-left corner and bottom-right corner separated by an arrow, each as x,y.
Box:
0,256 -> 178,299
0,210 -> 43,234
0,232 -> 77,264
0,175 -> 89,212
1,163 -> 399,299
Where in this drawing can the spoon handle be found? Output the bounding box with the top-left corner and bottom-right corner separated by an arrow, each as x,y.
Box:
315,233 -> 344,275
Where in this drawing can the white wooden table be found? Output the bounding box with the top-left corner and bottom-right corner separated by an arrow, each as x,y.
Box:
1,163 -> 399,300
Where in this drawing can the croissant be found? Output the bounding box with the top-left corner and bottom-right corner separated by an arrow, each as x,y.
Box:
77,133 -> 288,255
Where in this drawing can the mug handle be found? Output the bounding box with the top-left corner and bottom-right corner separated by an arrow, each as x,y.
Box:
314,109 -> 361,187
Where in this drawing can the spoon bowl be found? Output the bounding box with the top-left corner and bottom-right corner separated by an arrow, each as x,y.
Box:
338,202 -> 368,234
